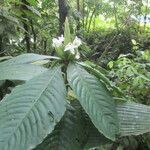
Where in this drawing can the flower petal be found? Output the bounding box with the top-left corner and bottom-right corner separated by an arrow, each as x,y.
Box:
64,43 -> 76,54
75,51 -> 80,59
52,35 -> 64,48
73,36 -> 82,47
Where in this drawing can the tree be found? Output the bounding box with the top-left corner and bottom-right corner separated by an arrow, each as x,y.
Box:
58,0 -> 68,34
21,0 -> 31,53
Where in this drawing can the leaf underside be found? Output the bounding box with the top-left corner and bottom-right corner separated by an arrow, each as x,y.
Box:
117,103 -> 150,136
0,64 -> 48,81
67,63 -> 119,141
84,102 -> 150,149
0,67 -> 66,150
0,53 -> 58,66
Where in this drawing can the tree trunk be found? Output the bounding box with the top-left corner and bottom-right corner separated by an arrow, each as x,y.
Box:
43,40 -> 47,54
21,0 -> 31,53
30,19 -> 36,51
58,0 -> 68,35
77,0 -> 80,30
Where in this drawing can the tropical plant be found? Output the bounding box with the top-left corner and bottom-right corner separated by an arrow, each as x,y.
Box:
107,43 -> 150,104
0,19 -> 149,150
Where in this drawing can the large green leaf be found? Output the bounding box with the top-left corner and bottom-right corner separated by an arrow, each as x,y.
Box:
117,103 -> 150,136
83,103 -> 150,149
0,64 -> 48,81
79,61 -> 108,75
67,63 -> 119,141
79,61 -> 124,97
34,103 -> 87,150
0,67 -> 66,150
0,53 -> 59,66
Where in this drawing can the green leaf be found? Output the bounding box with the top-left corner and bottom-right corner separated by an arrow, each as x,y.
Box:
108,61 -> 114,69
0,67 -> 66,150
64,18 -> 71,45
0,64 -> 48,81
117,103 -> 150,136
0,53 -> 59,66
131,39 -> 137,45
67,63 -> 119,141
34,103 -> 87,150
27,0 -> 38,6
79,61 -> 108,74
79,61 -> 124,97
0,56 -> 12,62
78,62 -> 110,85
25,5 -> 41,16
80,102 -> 150,149
31,60 -> 50,65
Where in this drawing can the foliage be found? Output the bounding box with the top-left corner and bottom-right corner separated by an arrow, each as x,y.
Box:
108,48 -> 150,104
0,19 -> 149,150
0,0 -> 149,149
0,0 -> 58,55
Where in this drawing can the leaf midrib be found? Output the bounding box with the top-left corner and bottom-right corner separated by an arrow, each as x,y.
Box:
69,65 -> 117,140
73,68 -> 110,104
3,68 -> 59,147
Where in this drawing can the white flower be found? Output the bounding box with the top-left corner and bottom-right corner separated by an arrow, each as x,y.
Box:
64,43 -> 80,59
75,51 -> 80,59
64,43 -> 76,54
64,36 -> 82,53
64,36 -> 82,59
52,35 -> 64,48
73,36 -> 82,47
